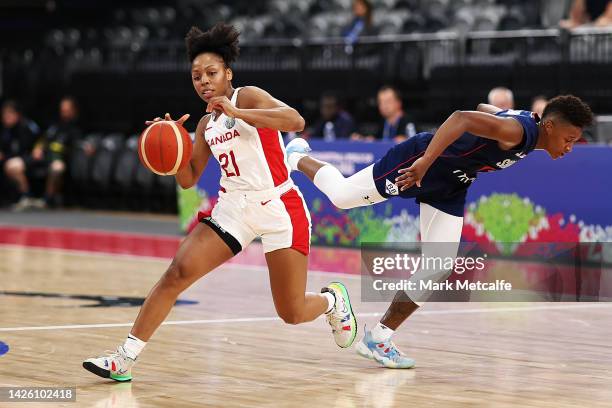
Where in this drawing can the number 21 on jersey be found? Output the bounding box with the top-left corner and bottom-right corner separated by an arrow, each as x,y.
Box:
219,150 -> 240,177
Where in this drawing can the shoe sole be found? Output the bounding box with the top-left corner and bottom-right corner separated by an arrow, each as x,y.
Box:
83,362 -> 132,382
372,352 -> 416,369
355,341 -> 375,359
355,340 -> 416,369
329,282 -> 358,348
376,356 -> 416,369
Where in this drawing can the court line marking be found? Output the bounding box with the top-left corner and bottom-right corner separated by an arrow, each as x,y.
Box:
1,304 -> 610,332
0,223 -> 181,240
0,243 -> 177,263
0,244 -> 361,279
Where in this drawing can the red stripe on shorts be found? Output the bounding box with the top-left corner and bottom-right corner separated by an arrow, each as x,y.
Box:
280,189 -> 310,255
257,128 -> 289,186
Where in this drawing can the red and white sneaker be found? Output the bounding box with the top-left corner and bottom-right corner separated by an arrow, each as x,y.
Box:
322,282 -> 358,348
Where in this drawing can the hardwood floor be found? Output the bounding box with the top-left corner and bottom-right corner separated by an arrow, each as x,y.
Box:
1,246 -> 611,407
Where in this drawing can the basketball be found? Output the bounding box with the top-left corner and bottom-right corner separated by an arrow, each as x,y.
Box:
138,121 -> 193,175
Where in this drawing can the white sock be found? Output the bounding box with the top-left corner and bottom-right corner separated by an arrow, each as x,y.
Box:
288,152 -> 307,171
123,333 -> 146,359
323,291 -> 335,314
370,323 -> 394,342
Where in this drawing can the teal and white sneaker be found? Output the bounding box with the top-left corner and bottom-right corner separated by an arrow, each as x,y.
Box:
356,327 -> 416,369
285,137 -> 311,171
322,282 -> 357,348
83,346 -> 135,382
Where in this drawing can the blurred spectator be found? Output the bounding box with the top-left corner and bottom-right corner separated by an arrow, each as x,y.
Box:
488,87 -> 515,110
0,100 -> 40,210
38,96 -> 83,207
531,95 -> 548,118
352,86 -> 417,143
342,0 -> 375,44
560,0 -> 612,28
541,0 -> 573,28
308,92 -> 356,141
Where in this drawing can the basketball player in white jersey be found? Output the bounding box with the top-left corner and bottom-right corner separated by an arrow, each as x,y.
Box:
83,23 -> 357,382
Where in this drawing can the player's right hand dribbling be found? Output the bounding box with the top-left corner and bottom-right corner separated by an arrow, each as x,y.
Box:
145,113 -> 190,126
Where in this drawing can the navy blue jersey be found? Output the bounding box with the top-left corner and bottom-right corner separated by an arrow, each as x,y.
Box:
372,109 -> 540,216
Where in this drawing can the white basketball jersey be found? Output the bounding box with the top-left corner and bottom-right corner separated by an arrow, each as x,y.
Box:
203,87 -> 291,192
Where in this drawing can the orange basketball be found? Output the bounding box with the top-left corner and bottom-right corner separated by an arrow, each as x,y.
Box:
138,121 -> 193,175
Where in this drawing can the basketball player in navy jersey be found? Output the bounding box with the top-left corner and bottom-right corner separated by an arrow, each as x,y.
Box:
286,95 -> 593,368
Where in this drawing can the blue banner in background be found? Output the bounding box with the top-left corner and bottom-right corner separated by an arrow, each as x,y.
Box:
180,141 -> 612,249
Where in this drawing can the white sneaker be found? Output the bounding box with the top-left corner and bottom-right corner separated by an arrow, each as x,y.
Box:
12,197 -> 33,212
29,198 -> 47,210
83,346 -> 135,382
322,282 -> 357,348
355,326 -> 416,369
285,137 -> 311,171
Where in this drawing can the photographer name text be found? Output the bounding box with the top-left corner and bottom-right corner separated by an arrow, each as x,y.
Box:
373,279 -> 512,291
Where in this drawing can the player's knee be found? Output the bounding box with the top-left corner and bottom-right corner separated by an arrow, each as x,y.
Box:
328,190 -> 356,210
332,198 -> 354,210
160,261 -> 189,293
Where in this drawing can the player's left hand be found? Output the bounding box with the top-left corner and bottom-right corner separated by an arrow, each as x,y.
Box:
396,157 -> 431,190
206,96 -> 239,119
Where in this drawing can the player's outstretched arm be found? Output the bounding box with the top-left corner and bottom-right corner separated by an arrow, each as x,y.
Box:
206,86 -> 305,132
175,114 -> 212,189
395,111 -> 524,190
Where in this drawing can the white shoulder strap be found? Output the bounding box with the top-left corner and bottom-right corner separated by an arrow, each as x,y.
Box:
230,87 -> 242,105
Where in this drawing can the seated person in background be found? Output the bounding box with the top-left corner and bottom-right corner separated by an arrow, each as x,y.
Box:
307,92 -> 356,141
38,96 -> 83,207
488,86 -> 515,110
560,0 -> 612,28
0,100 -> 40,210
531,95 -> 548,118
352,86 -> 417,143
342,0 -> 376,44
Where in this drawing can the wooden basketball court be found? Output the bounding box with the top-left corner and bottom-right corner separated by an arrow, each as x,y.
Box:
1,243 -> 612,407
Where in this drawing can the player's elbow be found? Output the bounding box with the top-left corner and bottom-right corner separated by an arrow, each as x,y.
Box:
450,110 -> 469,127
451,110 -> 465,119
297,115 -> 305,132
290,113 -> 305,132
